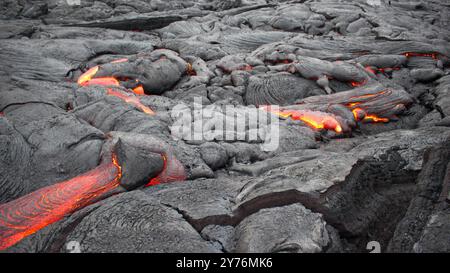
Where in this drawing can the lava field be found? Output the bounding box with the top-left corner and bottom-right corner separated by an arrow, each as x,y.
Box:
0,0 -> 449,253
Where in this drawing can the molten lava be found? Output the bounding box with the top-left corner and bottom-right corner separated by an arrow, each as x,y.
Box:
106,88 -> 155,115
343,90 -> 391,123
77,66 -> 99,86
146,153 -> 187,187
76,59 -> 154,115
350,106 -> 389,123
403,52 -> 438,59
0,154 -> 122,250
77,59 -> 145,96
350,79 -> 368,87
82,77 -> 120,86
262,106 -> 343,133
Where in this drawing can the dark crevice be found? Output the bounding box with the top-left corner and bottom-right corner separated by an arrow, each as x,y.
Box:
173,151 -> 421,253
0,101 -> 60,113
67,132 -> 106,149
160,202 -> 227,253
44,205 -> 101,253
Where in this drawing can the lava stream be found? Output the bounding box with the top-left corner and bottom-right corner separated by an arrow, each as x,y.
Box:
77,61 -> 154,115
107,88 -> 155,115
262,106 -> 343,133
403,52 -> 438,59
77,58 -> 147,97
0,154 -> 122,250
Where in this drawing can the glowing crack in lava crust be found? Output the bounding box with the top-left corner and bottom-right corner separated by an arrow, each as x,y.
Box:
147,153 -> 187,187
106,88 -> 154,115
346,91 -> 392,123
262,106 -> 343,133
77,59 -> 153,114
77,58 -> 143,94
0,154 -> 122,250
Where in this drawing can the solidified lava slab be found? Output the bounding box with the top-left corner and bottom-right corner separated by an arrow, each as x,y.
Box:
0,0 -> 449,253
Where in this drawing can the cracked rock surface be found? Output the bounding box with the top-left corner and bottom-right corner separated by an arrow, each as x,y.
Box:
1,0 -> 449,253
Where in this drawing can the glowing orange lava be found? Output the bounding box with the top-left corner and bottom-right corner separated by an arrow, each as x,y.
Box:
363,114 -> 389,123
77,60 -> 154,115
263,107 -> 343,133
107,88 -> 155,115
82,77 -> 120,86
132,85 -> 145,95
146,154 -> 187,187
350,79 -> 368,87
0,154 -> 122,250
350,106 -> 389,123
404,52 -> 438,59
77,66 -> 99,85
77,58 -> 143,95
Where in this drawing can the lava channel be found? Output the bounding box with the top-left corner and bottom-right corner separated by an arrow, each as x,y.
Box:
0,154 -> 122,250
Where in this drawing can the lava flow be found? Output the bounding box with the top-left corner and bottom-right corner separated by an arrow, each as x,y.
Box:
146,153 -> 187,187
351,107 -> 389,123
77,59 -> 154,115
403,52 -> 438,59
346,91 -> 391,123
350,79 -> 368,87
0,154 -> 122,250
77,58 -> 144,95
106,88 -> 154,115
262,106 -> 343,133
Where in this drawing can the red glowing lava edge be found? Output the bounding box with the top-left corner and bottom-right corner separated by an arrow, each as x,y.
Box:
0,154 -> 122,250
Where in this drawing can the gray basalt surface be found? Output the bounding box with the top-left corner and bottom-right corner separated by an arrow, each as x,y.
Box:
1,0 -> 449,253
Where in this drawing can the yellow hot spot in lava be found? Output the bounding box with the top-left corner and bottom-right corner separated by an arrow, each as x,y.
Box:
351,107 -> 366,121
364,114 -> 389,123
83,77 -> 120,87
111,153 -> 122,181
347,102 -> 360,107
77,66 -> 99,85
265,108 -> 343,133
77,58 -> 128,87
348,105 -> 388,123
